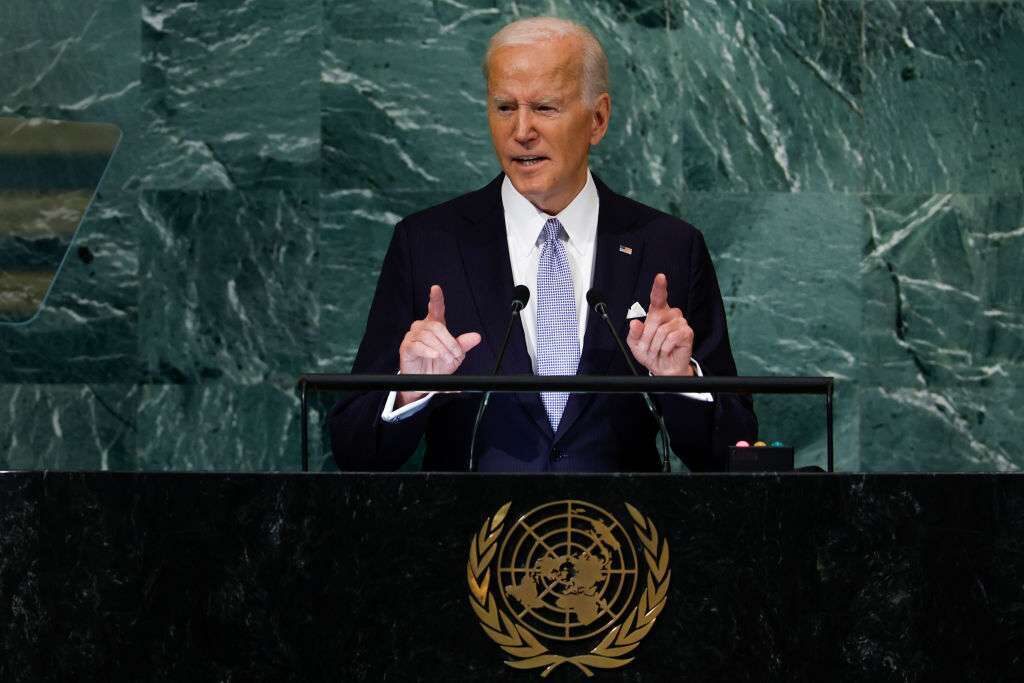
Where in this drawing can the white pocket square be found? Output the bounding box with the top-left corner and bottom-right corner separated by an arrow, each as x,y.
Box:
626,301 -> 647,319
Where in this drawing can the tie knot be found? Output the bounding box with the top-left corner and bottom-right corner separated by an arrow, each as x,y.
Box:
541,217 -> 563,245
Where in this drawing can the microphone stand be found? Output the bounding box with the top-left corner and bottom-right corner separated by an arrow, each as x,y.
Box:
592,301 -> 673,473
467,290 -> 528,472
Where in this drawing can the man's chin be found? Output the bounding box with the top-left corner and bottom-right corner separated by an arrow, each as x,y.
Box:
506,172 -> 552,205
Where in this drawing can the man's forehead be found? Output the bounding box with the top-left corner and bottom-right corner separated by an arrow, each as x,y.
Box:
489,37 -> 581,75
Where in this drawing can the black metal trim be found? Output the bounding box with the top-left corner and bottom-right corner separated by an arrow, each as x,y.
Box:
297,374 -> 831,394
300,382 -> 309,472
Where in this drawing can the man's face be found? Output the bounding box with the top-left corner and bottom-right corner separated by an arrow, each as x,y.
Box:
487,38 -> 610,215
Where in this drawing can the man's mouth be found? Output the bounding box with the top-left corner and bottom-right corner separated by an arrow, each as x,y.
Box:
512,155 -> 548,167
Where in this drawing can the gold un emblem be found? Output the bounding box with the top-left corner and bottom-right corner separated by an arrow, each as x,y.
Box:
467,500 -> 671,677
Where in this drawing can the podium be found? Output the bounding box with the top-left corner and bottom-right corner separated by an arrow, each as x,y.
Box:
3,471 -> 1021,680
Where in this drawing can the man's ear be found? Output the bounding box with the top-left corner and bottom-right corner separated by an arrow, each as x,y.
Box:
590,92 -> 611,145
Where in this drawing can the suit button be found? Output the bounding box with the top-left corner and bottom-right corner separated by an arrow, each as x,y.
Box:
549,448 -> 564,462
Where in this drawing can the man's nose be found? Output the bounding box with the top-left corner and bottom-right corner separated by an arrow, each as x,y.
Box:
512,108 -> 536,144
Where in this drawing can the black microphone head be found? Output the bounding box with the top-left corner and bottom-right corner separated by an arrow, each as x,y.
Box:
511,284 -> 530,310
586,288 -> 607,312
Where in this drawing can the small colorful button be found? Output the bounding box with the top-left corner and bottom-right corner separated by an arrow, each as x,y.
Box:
735,440 -> 750,448
753,441 -> 767,447
770,440 -> 784,448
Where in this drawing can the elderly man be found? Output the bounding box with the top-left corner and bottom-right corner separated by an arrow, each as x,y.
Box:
329,17 -> 756,472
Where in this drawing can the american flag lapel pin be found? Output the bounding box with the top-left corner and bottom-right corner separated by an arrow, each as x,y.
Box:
618,244 -> 633,255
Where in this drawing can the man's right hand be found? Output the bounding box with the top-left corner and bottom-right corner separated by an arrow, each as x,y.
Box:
395,285 -> 481,408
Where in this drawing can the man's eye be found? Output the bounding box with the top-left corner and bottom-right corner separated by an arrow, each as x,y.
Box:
537,106 -> 557,113
497,105 -> 515,112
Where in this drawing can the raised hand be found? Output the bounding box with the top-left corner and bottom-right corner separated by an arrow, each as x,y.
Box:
396,285 -> 482,407
626,273 -> 695,376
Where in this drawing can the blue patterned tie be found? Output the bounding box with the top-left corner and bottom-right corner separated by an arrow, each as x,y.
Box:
535,217 -> 580,430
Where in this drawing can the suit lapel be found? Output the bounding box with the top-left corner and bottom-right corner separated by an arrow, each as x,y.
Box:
553,177 -> 646,443
456,175 -> 553,439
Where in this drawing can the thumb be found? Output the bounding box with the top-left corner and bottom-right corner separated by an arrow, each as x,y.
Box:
627,319 -> 643,343
426,284 -> 445,323
456,332 -> 482,353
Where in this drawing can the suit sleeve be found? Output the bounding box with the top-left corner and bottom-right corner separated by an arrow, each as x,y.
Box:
327,220 -> 432,471
656,229 -> 758,471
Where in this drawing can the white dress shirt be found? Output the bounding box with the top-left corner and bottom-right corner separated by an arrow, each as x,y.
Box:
504,169 -> 599,367
381,170 -> 710,422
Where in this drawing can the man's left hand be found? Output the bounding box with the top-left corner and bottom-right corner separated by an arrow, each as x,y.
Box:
627,273 -> 695,376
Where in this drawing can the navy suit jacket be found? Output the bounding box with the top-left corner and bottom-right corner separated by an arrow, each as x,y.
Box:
328,174 -> 756,472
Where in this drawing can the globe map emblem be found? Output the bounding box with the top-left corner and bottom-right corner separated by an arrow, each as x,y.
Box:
498,500 -> 639,642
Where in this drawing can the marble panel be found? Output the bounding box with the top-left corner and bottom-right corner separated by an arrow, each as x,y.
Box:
0,0 -> 140,117
681,191 -> 863,470
863,1 -> 1024,193
317,188 -> 453,371
138,0 -> 321,190
138,187 -> 318,385
0,383 -> 137,470
136,382 -> 300,471
321,0 -> 499,195
861,193 -> 1024,471
675,0 -> 865,192
565,1 -> 688,208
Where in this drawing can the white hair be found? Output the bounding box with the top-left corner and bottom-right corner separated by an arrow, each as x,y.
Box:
482,17 -> 610,106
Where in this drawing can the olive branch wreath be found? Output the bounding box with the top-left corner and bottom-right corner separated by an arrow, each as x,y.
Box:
467,502 -> 671,678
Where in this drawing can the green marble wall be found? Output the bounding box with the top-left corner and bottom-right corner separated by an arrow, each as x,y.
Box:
1,1 -> 1021,472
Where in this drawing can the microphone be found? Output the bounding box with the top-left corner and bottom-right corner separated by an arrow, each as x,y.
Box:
468,285 -> 530,471
495,285 -> 530,374
586,288 -> 672,472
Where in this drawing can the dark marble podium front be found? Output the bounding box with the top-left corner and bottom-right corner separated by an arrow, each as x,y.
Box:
1,472 -> 1021,682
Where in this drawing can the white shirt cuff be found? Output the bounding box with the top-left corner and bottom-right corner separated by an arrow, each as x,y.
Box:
650,359 -> 714,403
381,389 -> 435,422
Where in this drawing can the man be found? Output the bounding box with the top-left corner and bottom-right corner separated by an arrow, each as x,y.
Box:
329,17 -> 756,472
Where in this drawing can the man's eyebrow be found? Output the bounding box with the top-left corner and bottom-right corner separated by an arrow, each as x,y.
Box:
490,96 -> 564,106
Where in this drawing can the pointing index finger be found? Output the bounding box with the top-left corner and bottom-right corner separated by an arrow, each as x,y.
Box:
426,284 -> 446,323
649,273 -> 669,311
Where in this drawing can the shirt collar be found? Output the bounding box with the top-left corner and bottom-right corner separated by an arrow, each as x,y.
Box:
502,170 -> 599,258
